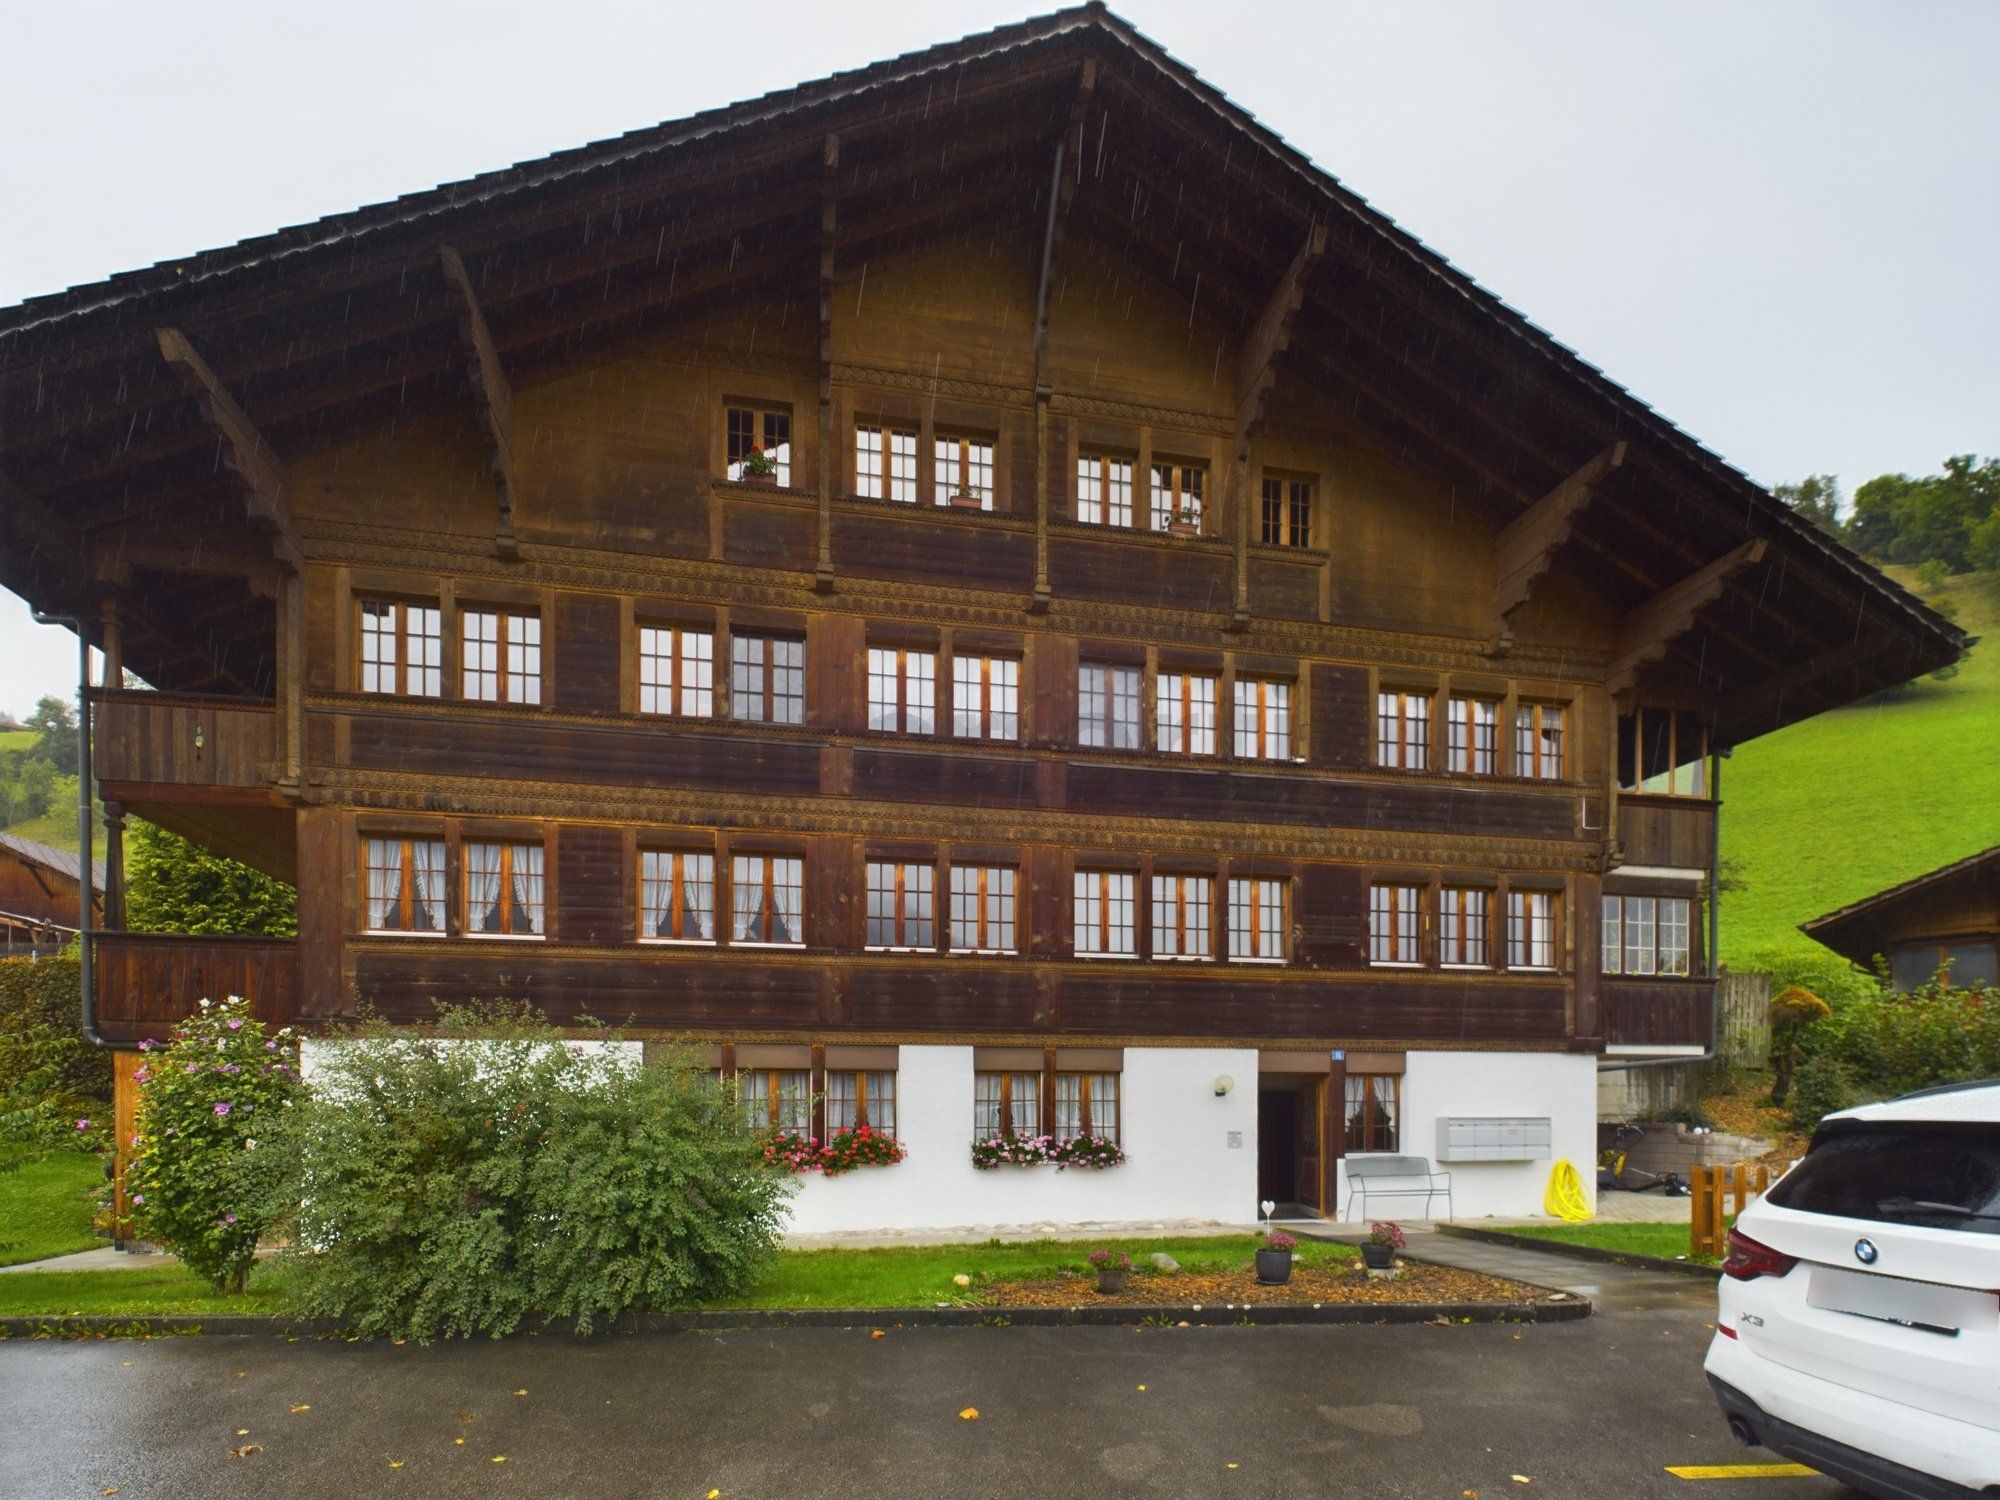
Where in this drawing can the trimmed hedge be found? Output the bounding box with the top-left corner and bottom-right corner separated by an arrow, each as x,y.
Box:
0,951 -> 107,1104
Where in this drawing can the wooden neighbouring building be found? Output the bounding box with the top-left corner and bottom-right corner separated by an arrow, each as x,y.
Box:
0,833 -> 100,956
0,7 -> 1964,1227
1802,848 -> 2000,993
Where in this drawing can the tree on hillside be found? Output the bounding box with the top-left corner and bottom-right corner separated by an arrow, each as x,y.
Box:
125,820 -> 297,937
22,697 -> 78,771
1774,474 -> 1842,535
1848,455 -> 2000,572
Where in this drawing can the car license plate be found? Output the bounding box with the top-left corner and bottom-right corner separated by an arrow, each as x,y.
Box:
1808,1266 -> 1993,1335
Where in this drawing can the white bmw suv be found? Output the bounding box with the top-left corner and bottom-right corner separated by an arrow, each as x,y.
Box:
1706,1081 -> 2000,1498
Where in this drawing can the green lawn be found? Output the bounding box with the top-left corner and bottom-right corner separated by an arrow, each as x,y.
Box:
0,1152 -> 104,1267
1503,1220 -> 1724,1265
1721,567 -> 2000,964
0,1266 -> 284,1319
0,729 -> 38,753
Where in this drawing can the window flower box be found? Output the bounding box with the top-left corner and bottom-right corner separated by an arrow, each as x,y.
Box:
969,1133 -> 1127,1171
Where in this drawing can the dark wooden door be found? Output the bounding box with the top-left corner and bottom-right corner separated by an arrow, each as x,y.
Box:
1295,1077 -> 1324,1213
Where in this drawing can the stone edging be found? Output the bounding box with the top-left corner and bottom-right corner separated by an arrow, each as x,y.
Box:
0,1297 -> 1589,1341
1437,1224 -> 1721,1279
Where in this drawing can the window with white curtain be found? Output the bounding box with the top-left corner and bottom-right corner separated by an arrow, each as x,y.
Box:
640,850 -> 715,942
1054,1072 -> 1119,1142
462,840 -> 545,937
362,836 -> 447,933
826,1071 -> 897,1136
732,855 -> 804,945
737,1069 -> 811,1134
974,1072 -> 1041,1139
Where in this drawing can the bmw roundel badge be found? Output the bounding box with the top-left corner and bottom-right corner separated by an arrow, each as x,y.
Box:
1854,1238 -> 1879,1266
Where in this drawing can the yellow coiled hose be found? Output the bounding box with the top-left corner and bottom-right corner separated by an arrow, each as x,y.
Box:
1543,1158 -> 1594,1222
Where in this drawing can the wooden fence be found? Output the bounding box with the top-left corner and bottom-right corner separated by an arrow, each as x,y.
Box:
1690,1161 -> 1772,1259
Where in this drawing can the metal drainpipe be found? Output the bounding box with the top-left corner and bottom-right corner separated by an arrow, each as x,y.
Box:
31,609 -> 117,1050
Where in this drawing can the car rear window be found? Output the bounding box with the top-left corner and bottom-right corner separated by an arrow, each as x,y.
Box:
1767,1120 -> 2000,1235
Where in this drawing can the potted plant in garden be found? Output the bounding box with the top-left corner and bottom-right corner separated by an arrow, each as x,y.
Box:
1255,1230 -> 1297,1286
1361,1220 -> 1404,1270
1088,1248 -> 1132,1294
1167,503 -> 1201,536
739,445 -> 779,486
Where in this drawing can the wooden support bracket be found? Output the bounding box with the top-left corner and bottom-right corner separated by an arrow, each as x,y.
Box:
1605,539 -> 1768,694
1488,440 -> 1626,653
155,327 -> 302,574
437,246 -> 521,561
1030,59 -> 1096,615
816,134 -> 840,594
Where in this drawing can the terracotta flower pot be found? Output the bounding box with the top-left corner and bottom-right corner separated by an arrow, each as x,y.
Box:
1360,1242 -> 1396,1270
740,470 -> 778,488
1095,1268 -> 1128,1295
1254,1248 -> 1294,1286
1167,518 -> 1200,536
948,491 -> 985,510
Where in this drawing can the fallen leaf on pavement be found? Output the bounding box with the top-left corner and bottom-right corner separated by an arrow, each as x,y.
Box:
101,1490 -> 118,1496
1512,1477 -> 1532,1486
289,1405 -> 310,1414
454,1438 -> 466,1447
492,1456 -> 507,1464
870,1330 -> 886,1339
457,1411 -> 473,1422
236,1430 -> 248,1437
1136,1385 -> 1146,1392
388,1460 -> 404,1470
228,1445 -> 263,1460
959,1407 -> 979,1420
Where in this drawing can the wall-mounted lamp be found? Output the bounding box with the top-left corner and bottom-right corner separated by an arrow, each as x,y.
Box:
1213,1074 -> 1234,1097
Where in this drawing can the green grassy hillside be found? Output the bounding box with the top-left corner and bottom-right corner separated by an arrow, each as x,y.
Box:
1721,568 -> 2000,963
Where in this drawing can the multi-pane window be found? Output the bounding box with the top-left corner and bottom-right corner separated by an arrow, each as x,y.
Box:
934,433 -> 994,508
1227,877 -> 1287,962
638,626 -> 715,717
865,861 -> 935,951
726,404 -> 791,485
462,840 -> 545,937
1602,895 -> 1691,977
1344,1074 -> 1399,1153
738,1069 -> 811,1135
1377,690 -> 1431,770
854,422 -> 918,502
1516,703 -> 1566,780
826,1072 -> 897,1136
732,855 -> 804,945
867,647 -> 936,735
1446,696 -> 1498,776
951,655 -> 1019,741
1054,1072 -> 1119,1143
461,610 -> 541,706
1233,679 -> 1292,760
640,850 -> 716,942
1507,889 -> 1560,970
1259,474 -> 1313,547
357,600 -> 442,698
1150,461 -> 1206,531
1439,887 -> 1489,967
362,836 -> 446,933
1078,663 -> 1142,749
1157,672 -> 1218,756
730,635 -> 805,725
949,865 -> 1016,954
1075,452 -> 1135,527
1150,874 -> 1214,960
1369,883 -> 1424,965
974,1072 -> 1041,1139
1074,870 -> 1136,957
1619,707 -> 1709,796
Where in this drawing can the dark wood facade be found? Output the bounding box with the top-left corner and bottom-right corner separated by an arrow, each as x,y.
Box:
1802,847 -> 2000,993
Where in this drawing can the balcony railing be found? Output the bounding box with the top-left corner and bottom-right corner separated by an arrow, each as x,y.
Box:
92,690 -> 276,791
1602,976 -> 1715,1050
93,932 -> 298,1044
1616,794 -> 1716,870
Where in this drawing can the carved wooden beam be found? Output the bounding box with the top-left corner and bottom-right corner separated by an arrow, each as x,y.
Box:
438,245 -> 521,561
1488,441 -> 1626,653
1031,59 -> 1096,614
1605,539 -> 1768,694
154,327 -> 302,573
816,134 -> 840,593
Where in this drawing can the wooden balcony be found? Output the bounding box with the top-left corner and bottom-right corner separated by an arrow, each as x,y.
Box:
93,932 -> 298,1044
1602,976 -> 1715,1051
92,690 -> 276,794
1616,794 -> 1716,870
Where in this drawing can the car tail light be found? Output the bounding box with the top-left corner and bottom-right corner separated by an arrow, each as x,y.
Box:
1716,1324 -> 1738,1339
1723,1228 -> 1798,1282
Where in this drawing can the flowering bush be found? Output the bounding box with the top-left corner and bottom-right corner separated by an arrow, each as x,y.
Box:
1367,1220 -> 1406,1250
739,445 -> 778,477
126,996 -> 298,1291
764,1133 -> 823,1174
1263,1231 -> 1297,1253
1086,1248 -> 1132,1271
818,1125 -> 906,1176
1049,1133 -> 1126,1170
969,1133 -> 1128,1170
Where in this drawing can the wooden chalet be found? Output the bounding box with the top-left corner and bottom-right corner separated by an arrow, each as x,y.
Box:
0,833 -> 100,955
1803,848 -> 2000,993
0,7 -> 1964,1226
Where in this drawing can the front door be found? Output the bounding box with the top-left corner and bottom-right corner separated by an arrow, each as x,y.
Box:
1257,1088 -> 1297,1205
1294,1076 -> 1323,1213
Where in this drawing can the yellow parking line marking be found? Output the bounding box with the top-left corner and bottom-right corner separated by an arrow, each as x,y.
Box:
1666,1463 -> 1819,1480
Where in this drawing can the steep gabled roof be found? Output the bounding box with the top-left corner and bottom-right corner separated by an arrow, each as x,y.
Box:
1802,846 -> 2000,963
0,831 -> 104,890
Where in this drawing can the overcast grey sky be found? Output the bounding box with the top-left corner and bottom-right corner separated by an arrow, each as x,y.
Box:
3,0 -> 1996,716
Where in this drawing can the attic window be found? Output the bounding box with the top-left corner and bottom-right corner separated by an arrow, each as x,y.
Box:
935,433 -> 994,509
856,421 -> 917,502
1150,461 -> 1205,533
726,404 -> 791,486
1076,452 -> 1135,527
1260,473 -> 1313,547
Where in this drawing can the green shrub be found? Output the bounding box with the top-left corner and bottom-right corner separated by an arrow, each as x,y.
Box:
1729,947 -> 1880,1013
254,1007 -> 791,1340
0,951 -> 111,1166
127,996 -> 300,1291
1786,1052 -> 1864,1132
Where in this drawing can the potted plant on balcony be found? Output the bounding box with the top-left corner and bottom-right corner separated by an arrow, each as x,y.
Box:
1167,503 -> 1201,536
1255,1230 -> 1297,1285
738,445 -> 779,487
947,484 -> 985,511
1360,1220 -> 1404,1270
1087,1248 -> 1132,1294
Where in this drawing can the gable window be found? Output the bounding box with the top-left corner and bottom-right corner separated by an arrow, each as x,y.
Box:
1439,887 -> 1489,967
640,849 -> 716,943
730,634 -> 805,725
1074,870 -> 1136,957
934,433 -> 994,509
1446,696 -> 1498,776
1260,474 -> 1313,548
1369,882 -> 1424,966
732,854 -> 803,946
1055,1072 -> 1119,1143
1344,1074 -> 1400,1153
1149,461 -> 1205,532
738,1069 -> 811,1135
1602,895 -> 1690,977
363,836 -> 446,934
463,840 -> 545,937
1618,707 -> 1708,796
1516,703 -> 1566,780
949,864 -> 1016,954
1151,874 -> 1214,960
1075,452 -> 1135,528
638,626 -> 715,717
461,609 -> 541,706
827,1071 -> 897,1137
1157,672 -> 1218,756
1889,941 -> 1999,992
1233,678 -> 1292,760
1228,877 -> 1287,963
865,860 -> 935,951
951,654 -> 1018,741
855,422 -> 918,503
1377,690 -> 1431,770
1507,889 -> 1560,970
975,1071 -> 1041,1139
357,599 -> 442,698
867,646 -> 936,735
726,404 -> 791,485
1078,662 -> 1141,750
